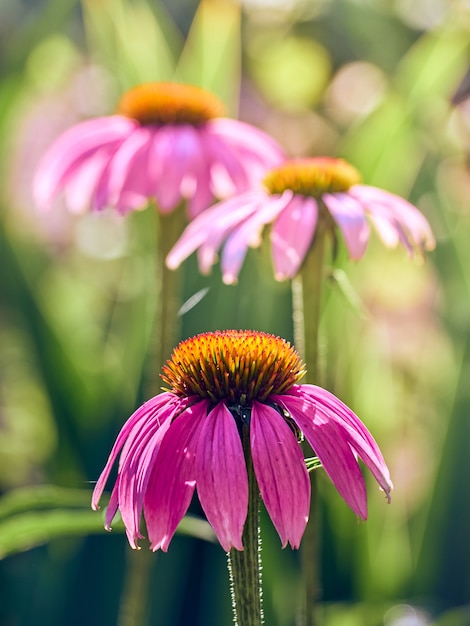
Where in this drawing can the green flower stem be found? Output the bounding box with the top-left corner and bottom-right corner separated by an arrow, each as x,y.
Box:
228,425 -> 263,626
119,203 -> 187,626
150,204 -> 187,393
118,549 -> 154,626
292,218 -> 328,626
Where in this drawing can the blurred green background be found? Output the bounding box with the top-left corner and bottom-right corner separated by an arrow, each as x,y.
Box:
0,0 -> 469,624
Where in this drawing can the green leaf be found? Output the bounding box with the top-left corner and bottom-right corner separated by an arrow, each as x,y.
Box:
0,485 -> 93,519
82,0 -> 181,87
305,457 -> 322,473
175,0 -> 241,112
0,486 -> 216,559
327,268 -> 370,320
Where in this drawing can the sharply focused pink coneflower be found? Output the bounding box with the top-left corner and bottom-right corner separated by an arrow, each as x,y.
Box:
92,330 -> 392,552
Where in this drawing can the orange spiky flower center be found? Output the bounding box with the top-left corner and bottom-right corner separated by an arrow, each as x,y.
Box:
116,82 -> 226,126
263,157 -> 361,198
161,330 -> 305,405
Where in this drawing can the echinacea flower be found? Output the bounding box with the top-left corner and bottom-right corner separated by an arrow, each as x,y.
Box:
166,157 -> 435,282
33,82 -> 284,218
92,330 -> 392,552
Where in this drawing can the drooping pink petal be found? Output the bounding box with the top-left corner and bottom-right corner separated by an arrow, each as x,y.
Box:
272,392 -> 369,518
154,125 -> 204,212
276,385 -> 393,519
350,185 -> 436,253
144,400 -> 209,552
204,131 -> 250,194
220,191 -> 293,283
104,477 -> 121,531
104,126 -> 154,214
166,191 -> 265,272
62,149 -> 114,214
33,116 -> 135,210
323,192 -> 370,260
116,406 -> 175,547
195,403 -> 248,551
250,401 -> 310,548
91,392 -> 177,511
271,195 -> 318,280
183,136 -> 213,218
289,385 -> 392,500
209,118 -> 285,171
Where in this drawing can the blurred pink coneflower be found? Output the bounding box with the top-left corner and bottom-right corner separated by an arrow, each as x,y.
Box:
167,157 -> 435,282
34,82 -> 284,218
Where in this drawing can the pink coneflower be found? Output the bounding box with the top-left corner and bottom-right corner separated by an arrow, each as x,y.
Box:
166,157 -> 436,282
33,82 -> 284,218
92,330 -> 392,552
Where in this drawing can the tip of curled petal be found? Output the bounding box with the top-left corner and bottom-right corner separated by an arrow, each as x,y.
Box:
382,480 -> 393,504
274,271 -> 290,282
222,273 -> 238,285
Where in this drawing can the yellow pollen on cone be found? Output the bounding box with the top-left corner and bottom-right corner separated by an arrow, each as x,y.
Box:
263,157 -> 361,198
116,82 -> 226,126
161,330 -> 306,404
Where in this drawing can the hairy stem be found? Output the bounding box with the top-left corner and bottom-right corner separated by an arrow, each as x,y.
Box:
228,426 -> 263,626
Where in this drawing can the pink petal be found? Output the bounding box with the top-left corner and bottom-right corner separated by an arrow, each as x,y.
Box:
204,131 -> 249,194
195,403 -> 248,551
272,392 -> 369,518
323,192 -> 370,260
105,126 -> 153,214
271,195 -> 318,280
219,191 -> 293,284
250,402 -> 310,548
291,385 -> 392,500
33,116 -> 135,210
153,125 -> 203,212
350,185 -> 436,253
185,153 -> 213,219
209,118 -> 285,171
104,477 -> 120,531
117,408 -> 174,547
166,191 -> 265,272
62,149 -> 113,214
144,401 -> 209,552
91,392 -> 176,511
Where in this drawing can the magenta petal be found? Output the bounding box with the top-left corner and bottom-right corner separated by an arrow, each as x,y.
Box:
144,401 -> 209,551
272,393 -> 369,518
250,402 -> 310,548
323,192 -> 370,260
117,410 -> 173,547
91,392 -> 176,511
104,477 -> 120,531
271,196 -> 318,280
292,385 -> 393,500
195,403 -> 248,551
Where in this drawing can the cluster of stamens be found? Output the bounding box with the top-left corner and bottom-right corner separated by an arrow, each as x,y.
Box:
116,82 -> 226,126
161,330 -> 305,405
263,157 -> 361,198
